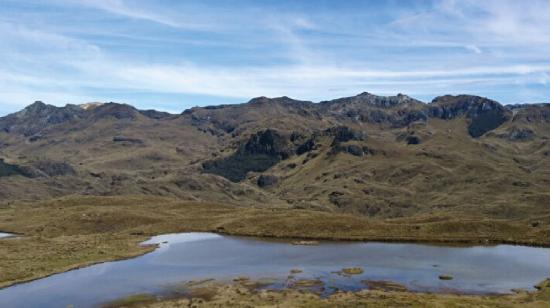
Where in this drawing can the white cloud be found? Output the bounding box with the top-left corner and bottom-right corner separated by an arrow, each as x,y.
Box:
59,59 -> 550,101
73,0 -> 182,28
1,0 -> 550,114
465,45 -> 482,54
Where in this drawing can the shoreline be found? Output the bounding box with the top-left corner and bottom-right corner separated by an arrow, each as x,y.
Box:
217,229 -> 550,248
104,276 -> 550,308
1,195 -> 550,298
2,229 -> 549,291
0,236 -> 156,289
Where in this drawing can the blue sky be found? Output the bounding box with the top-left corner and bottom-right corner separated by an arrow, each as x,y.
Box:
1,0 -> 550,115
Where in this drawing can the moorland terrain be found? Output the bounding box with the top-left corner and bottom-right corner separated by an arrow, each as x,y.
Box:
1,92 -> 550,306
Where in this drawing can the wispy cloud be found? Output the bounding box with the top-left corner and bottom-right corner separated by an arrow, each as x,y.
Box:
70,0 -> 183,28
1,0 -> 550,115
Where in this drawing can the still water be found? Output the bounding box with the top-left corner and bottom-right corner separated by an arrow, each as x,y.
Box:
0,232 -> 13,238
1,232 -> 549,307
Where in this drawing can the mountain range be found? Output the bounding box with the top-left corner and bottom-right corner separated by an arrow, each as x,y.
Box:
1,92 -> 549,220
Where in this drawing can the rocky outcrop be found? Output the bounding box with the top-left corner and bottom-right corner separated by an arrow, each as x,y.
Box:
429,95 -> 498,119
242,129 -> 294,159
329,144 -> 374,156
393,110 -> 429,127
467,110 -> 510,138
324,126 -> 364,145
320,126 -> 374,157
32,160 -> 76,177
510,104 -> 550,123
204,127 -> 365,181
0,101 -> 179,137
491,127 -> 535,141
296,138 -> 316,155
318,93 -> 427,127
203,129 -> 293,182
0,101 -> 86,136
321,92 -> 423,109
429,95 -> 511,137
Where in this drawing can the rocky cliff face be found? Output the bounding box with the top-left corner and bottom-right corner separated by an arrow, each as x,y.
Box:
510,104 -> 550,123
318,92 -> 427,127
203,129 -> 298,182
429,95 -> 511,137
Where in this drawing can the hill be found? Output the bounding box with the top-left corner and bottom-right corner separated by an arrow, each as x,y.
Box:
0,93 -> 549,221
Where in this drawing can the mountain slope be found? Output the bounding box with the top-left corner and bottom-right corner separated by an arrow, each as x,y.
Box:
0,93 -> 549,221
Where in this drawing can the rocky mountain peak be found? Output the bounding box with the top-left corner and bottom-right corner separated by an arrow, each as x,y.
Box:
322,92 -> 423,109
26,100 -> 47,110
0,101 -> 145,136
247,96 -> 310,106
430,95 -> 511,137
89,102 -> 139,120
1,101 -> 85,136
247,96 -> 270,104
16,101 -> 54,117
429,95 -> 508,118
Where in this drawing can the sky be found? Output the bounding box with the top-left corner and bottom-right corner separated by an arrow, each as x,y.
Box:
1,0 -> 550,115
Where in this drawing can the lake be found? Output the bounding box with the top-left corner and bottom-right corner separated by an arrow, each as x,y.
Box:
0,232 -> 13,239
0,232 -> 549,307
0,232 -> 13,238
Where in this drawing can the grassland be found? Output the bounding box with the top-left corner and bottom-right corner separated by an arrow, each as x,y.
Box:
1,195 -> 550,290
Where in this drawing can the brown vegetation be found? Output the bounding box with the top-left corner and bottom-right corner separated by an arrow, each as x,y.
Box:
2,195 -> 550,289
107,277 -> 550,307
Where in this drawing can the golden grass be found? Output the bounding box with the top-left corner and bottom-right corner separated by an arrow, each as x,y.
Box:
1,195 -> 550,289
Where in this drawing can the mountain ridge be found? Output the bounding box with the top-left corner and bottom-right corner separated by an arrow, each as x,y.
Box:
0,92 -> 549,220
3,92 -> 546,125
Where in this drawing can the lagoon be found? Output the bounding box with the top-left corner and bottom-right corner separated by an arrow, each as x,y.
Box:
1,232 -> 549,307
